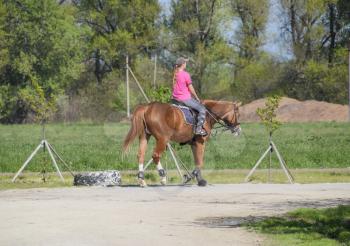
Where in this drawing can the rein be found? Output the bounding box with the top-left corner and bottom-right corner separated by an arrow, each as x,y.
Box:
204,106 -> 240,135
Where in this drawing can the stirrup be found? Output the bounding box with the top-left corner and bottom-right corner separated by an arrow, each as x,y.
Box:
195,128 -> 207,136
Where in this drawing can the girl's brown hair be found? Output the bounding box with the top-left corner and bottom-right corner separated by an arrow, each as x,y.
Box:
172,64 -> 180,86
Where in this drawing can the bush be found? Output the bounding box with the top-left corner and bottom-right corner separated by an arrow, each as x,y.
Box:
280,49 -> 348,104
149,85 -> 171,103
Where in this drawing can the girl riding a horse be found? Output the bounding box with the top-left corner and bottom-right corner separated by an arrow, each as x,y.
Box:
123,58 -> 241,187
172,57 -> 207,136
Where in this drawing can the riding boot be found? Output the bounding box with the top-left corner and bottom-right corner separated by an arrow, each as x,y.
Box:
195,121 -> 207,136
192,167 -> 207,186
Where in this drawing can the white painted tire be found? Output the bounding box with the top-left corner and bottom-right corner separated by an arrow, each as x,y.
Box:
74,170 -> 121,186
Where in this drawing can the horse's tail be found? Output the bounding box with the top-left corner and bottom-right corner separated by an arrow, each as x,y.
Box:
123,105 -> 148,153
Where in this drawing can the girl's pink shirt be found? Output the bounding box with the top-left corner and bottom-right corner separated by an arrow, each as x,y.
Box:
172,70 -> 192,101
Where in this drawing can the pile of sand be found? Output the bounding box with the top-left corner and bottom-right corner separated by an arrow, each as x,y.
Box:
240,97 -> 349,122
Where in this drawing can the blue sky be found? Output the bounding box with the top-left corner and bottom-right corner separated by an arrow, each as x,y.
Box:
159,0 -> 291,60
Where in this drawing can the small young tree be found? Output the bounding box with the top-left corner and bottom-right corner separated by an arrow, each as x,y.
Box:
19,79 -> 56,125
256,95 -> 282,137
245,95 -> 294,183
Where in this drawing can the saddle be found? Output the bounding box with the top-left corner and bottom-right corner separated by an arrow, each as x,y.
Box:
170,99 -> 197,126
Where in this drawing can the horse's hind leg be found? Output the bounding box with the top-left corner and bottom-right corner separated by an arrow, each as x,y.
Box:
152,139 -> 167,185
137,133 -> 150,187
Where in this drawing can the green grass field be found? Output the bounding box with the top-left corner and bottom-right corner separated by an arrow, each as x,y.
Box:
247,205 -> 350,246
0,122 -> 349,173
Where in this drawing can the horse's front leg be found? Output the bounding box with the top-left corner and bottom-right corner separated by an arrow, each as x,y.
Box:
191,139 -> 207,186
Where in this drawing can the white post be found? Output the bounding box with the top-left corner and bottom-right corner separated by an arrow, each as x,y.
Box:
128,67 -> 150,102
47,142 -> 75,177
46,140 -> 65,181
143,158 -> 154,171
153,54 -> 157,89
271,141 -> 294,184
12,141 -> 43,182
126,55 -> 130,118
168,145 -> 184,181
244,145 -> 272,182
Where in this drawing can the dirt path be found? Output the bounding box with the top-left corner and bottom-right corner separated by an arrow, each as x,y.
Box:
1,184 -> 350,246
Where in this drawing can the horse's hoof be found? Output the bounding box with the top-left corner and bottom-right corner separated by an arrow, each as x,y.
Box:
160,177 -> 167,186
138,179 -> 147,188
197,179 -> 207,187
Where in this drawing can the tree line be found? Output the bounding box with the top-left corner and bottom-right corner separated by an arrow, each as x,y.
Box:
0,0 -> 349,123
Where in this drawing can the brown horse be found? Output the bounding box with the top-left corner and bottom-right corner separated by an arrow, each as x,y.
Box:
123,100 -> 241,187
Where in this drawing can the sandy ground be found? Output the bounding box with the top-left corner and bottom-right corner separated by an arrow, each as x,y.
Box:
1,184 -> 350,246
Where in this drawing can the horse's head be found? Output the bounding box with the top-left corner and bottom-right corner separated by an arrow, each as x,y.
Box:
203,100 -> 242,136
222,101 -> 241,136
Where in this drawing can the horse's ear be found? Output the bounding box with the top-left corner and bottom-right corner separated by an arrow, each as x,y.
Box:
234,101 -> 242,107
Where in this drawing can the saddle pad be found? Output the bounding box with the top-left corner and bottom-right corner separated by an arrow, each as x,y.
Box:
171,104 -> 195,125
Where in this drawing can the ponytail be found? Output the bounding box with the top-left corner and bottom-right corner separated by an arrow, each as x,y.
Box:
172,65 -> 180,86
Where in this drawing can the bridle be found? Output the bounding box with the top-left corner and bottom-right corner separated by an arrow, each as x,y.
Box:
205,104 -> 241,135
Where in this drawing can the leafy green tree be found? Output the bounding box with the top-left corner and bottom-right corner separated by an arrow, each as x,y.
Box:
0,0 -> 84,123
278,0 -> 349,104
229,0 -> 269,65
336,0 -> 350,42
233,55 -> 282,102
319,0 -> 350,65
228,0 -> 270,102
280,0 -> 332,63
168,0 -> 232,96
74,0 -> 161,82
281,55 -> 348,104
0,1 -> 7,72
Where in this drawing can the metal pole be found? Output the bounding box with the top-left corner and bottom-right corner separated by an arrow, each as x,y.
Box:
128,67 -> 150,103
12,141 -> 43,182
168,145 -> 184,182
271,141 -> 294,184
42,122 -> 46,140
47,142 -> 75,177
244,145 -> 272,182
271,141 -> 294,180
126,55 -> 130,118
144,158 -> 154,171
153,54 -> 157,88
46,140 -> 65,181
